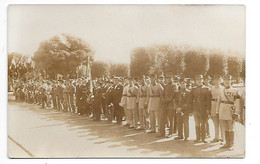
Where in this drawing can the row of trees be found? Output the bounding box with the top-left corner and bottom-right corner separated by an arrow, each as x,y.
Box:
130,45 -> 245,80
9,34 -> 245,81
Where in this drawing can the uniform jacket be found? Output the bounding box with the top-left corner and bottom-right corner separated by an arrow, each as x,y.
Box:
191,85 -> 211,116
137,84 -> 149,109
216,86 -> 241,120
175,88 -> 192,114
147,82 -> 164,111
112,83 -> 124,106
126,84 -> 138,110
161,83 -> 176,109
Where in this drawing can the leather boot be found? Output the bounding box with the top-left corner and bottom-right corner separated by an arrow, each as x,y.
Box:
220,131 -> 230,149
228,131 -> 235,150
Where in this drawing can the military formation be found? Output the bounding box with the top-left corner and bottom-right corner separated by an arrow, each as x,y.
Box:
11,73 -> 244,151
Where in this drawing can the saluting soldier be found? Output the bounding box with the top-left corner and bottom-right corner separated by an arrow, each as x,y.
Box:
191,75 -> 211,143
136,76 -> 149,130
210,75 -> 223,143
147,74 -> 164,133
126,77 -> 139,128
158,74 -> 176,138
216,75 -> 241,150
175,78 -> 192,141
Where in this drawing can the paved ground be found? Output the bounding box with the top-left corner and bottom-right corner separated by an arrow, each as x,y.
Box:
8,94 -> 245,158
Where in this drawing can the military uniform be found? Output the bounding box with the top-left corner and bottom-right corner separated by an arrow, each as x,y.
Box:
137,84 -> 149,129
191,77 -> 211,142
126,83 -> 139,128
159,82 -> 176,137
120,84 -> 129,125
175,87 -> 192,140
147,82 -> 164,132
210,84 -> 224,142
112,82 -> 124,124
217,84 -> 241,149
93,85 -> 102,121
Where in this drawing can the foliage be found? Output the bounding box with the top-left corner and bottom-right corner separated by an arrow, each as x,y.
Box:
33,34 -> 94,79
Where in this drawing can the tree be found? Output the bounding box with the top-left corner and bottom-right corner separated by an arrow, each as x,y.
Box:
33,34 -> 94,79
207,53 -> 224,76
183,50 -> 207,78
227,56 -> 241,79
109,63 -> 128,77
130,47 -> 150,77
91,61 -> 108,78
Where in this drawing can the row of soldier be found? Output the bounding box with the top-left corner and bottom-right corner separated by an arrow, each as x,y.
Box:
12,73 -> 244,151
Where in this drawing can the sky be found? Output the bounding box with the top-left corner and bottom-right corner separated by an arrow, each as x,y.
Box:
8,5 -> 245,63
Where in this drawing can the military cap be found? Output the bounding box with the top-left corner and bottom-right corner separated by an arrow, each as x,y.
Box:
173,75 -> 180,81
158,75 -> 164,79
204,75 -> 212,80
223,75 -> 232,80
150,74 -> 157,79
128,77 -> 133,80
195,74 -> 203,79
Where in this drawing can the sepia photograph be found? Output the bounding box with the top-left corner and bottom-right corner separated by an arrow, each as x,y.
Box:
7,5 -> 245,158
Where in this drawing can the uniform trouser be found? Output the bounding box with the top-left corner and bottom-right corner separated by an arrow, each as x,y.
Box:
51,95 -> 57,109
177,112 -> 189,138
114,104 -> 123,123
160,108 -> 174,135
123,106 -> 130,125
41,96 -> 47,108
127,108 -> 138,127
69,94 -> 75,112
194,113 -> 206,140
46,94 -> 52,108
173,112 -> 177,133
138,107 -> 149,129
55,96 -> 61,110
93,101 -> 101,120
212,116 -> 220,140
219,120 -> 234,142
150,110 -> 161,132
63,94 -> 69,111
206,117 -> 210,136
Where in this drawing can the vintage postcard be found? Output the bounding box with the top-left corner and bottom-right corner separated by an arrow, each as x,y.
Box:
7,5 -> 245,158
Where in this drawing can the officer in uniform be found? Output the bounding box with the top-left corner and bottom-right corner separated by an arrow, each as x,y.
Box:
112,77 -> 124,124
191,75 -> 211,143
204,75 -> 212,138
126,77 -> 139,128
210,75 -> 223,143
92,81 -> 102,121
158,73 -> 176,138
175,77 -> 192,141
147,74 -> 164,133
217,75 -> 241,150
136,76 -> 149,130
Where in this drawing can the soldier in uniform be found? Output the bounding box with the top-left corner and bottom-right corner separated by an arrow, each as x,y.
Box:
210,75 -> 223,143
204,75 -> 212,138
147,74 -> 164,133
112,77 -> 124,124
217,75 -> 241,150
191,75 -> 211,143
158,74 -> 176,138
120,77 -> 130,127
175,78 -> 192,141
136,76 -> 149,130
69,80 -> 76,113
92,81 -> 102,121
126,77 -> 139,128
